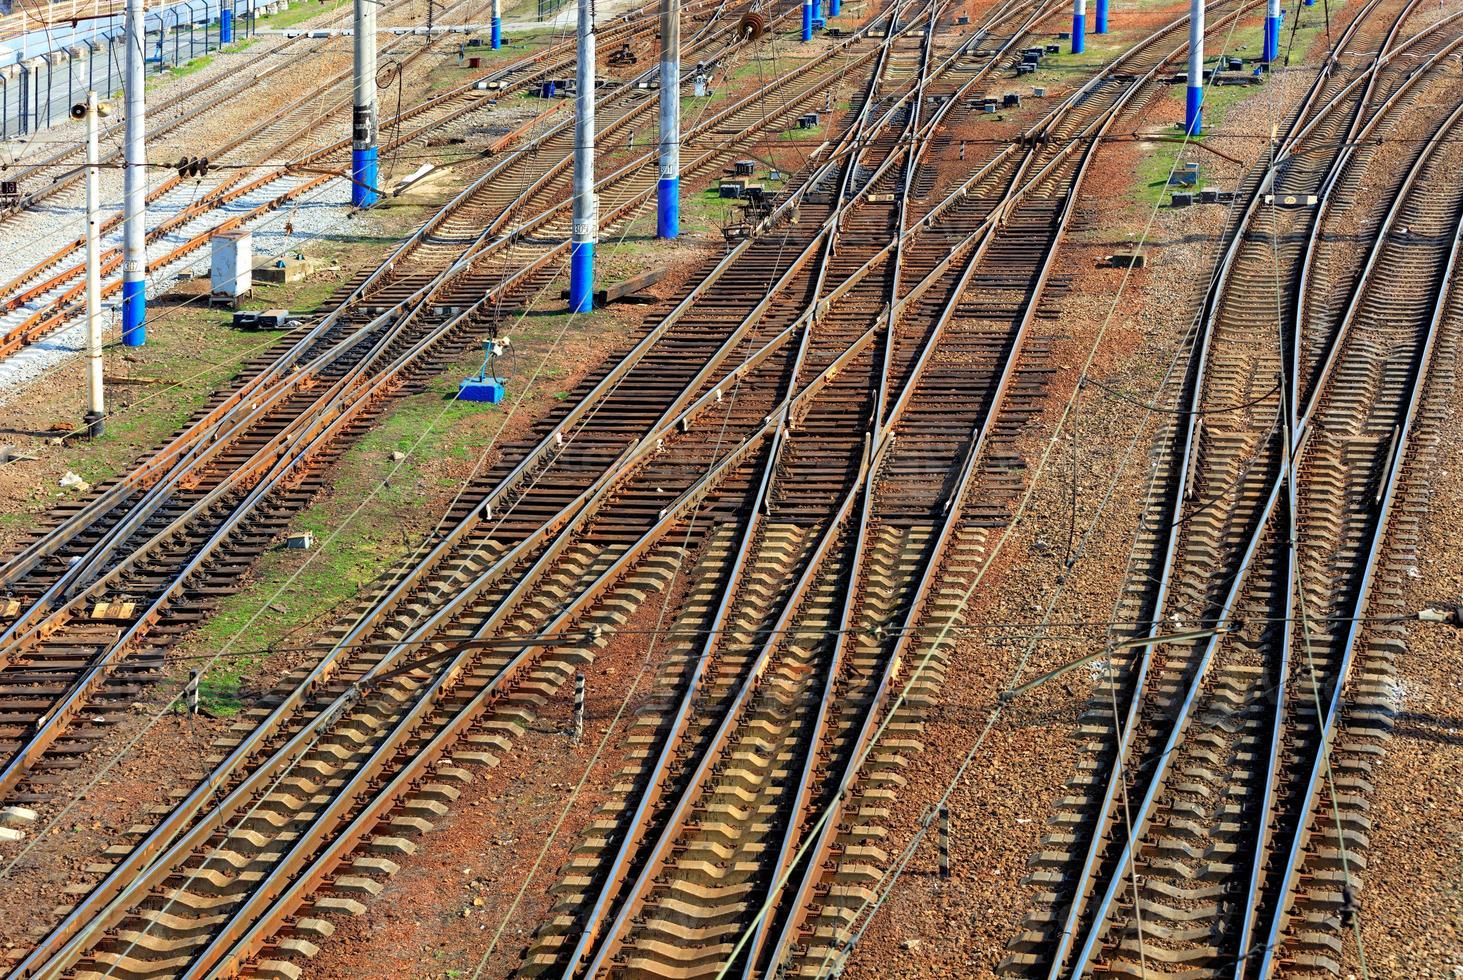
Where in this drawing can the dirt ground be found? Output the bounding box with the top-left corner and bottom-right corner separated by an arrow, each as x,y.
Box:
0,0 -> 1459,975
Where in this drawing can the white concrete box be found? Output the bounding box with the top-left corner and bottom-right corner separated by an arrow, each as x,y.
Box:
210,229 -> 253,303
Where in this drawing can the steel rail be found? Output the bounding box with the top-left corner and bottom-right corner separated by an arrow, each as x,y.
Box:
555,7 -> 938,970
0,0 -> 642,582
1282,0 -> 1459,430
177,231 -> 912,978
13,126 -> 864,977
1054,15 -> 1463,975
0,3 -> 1065,819
1036,2 -> 1443,970
0,8 -> 863,804
1234,18 -> 1463,975
10,32 -> 728,593
1173,0 -> 1459,499
0,4 -> 713,591
7,26 -> 940,973
0,0 -> 868,627
0,0 -> 757,618
188,11 -> 1082,971
0,48 -> 309,214
769,119 -> 1066,980
5,2 -> 822,632
0,0 -> 817,604
0,11 -> 1031,816
0,0 -> 739,358
751,0 -> 1269,970
0,0 -> 673,218
14,5 -> 1053,965
727,3 -> 1062,966
769,103 -> 1110,980
0,68 -> 358,316
1249,94 -> 1463,980
0,0 -> 738,566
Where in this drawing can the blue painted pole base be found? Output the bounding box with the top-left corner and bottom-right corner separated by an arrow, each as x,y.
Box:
802,3 -> 813,41
657,177 -> 679,240
1071,13 -> 1085,53
1094,0 -> 1107,33
351,145 -> 379,208
122,278 -> 146,347
569,240 -> 595,314
220,8 -> 233,43
491,16 -> 502,49
1263,16 -> 1280,62
1185,84 -> 1202,136
829,0 -> 840,16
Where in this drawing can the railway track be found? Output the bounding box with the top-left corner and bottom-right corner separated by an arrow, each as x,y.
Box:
225,0 -> 1281,977
0,0 -> 381,215
0,0 -> 1164,965
0,4 -> 959,972
0,0 -> 1288,972
0,0 -> 498,215
0,0 -> 802,809
0,7 -> 959,973
1001,0 -> 1463,975
4,0 -> 1453,975
0,0 -> 721,363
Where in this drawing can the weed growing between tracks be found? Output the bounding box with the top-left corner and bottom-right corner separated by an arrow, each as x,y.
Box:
0,211 -> 421,552
173,278 -> 670,715
0,316 -> 276,546
1129,0 -> 1349,208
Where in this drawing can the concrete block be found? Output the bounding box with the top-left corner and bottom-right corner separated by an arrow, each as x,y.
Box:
1,806 -> 38,828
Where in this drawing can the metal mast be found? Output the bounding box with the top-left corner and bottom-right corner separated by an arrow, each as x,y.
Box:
569,0 -> 596,313
656,0 -> 679,239
121,0 -> 146,346
1187,0 -> 1203,135
83,92 -> 107,436
352,0 -> 379,207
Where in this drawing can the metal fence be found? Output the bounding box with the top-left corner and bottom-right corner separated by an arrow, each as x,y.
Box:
0,0 -> 258,140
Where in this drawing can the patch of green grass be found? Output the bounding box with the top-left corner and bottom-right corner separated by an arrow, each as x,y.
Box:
167,53 -> 213,81
257,0 -> 350,32
1128,68 -> 1285,209
187,343 -> 514,714
245,271 -> 344,315
1278,0 -> 1346,63
70,323 -> 280,488
730,52 -> 814,82
144,51 -> 213,93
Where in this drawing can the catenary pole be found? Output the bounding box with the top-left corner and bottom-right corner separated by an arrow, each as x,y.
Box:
1186,0 -> 1203,134
352,0 -> 379,207
569,0 -> 596,313
657,0 -> 679,238
1264,0 -> 1281,62
121,0 -> 146,346
83,91 -> 107,437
